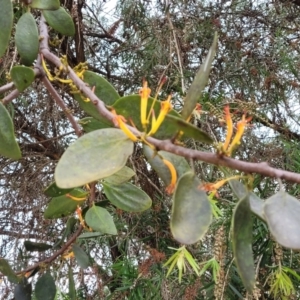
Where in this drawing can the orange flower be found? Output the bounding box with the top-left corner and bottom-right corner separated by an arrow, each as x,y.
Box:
162,158 -> 177,194
223,105 -> 233,151
139,80 -> 151,129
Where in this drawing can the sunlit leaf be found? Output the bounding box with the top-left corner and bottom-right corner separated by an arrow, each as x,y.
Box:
143,145 -> 191,186
0,258 -> 20,284
15,12 -> 39,66
165,114 -> 213,144
35,273 -> 56,300
0,102 -> 21,160
44,181 -> 73,197
10,66 -> 35,92
264,191 -> 300,249
113,95 -> 181,139
31,0 -> 60,10
43,7 -> 75,36
72,244 -> 91,269
0,0 -> 13,58
232,195 -> 255,293
171,172 -> 212,244
79,117 -> 112,133
14,278 -> 32,300
24,241 -> 52,252
55,128 -> 134,188
44,188 -> 87,219
181,33 -> 218,120
85,205 -> 117,235
103,182 -> 152,212
103,166 -> 135,185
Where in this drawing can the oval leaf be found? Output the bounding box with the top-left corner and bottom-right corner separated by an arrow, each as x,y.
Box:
103,166 -> 135,185
14,278 -> 32,300
264,191 -> 300,249
232,196 -> 255,293
85,205 -> 117,235
113,95 -> 181,139
0,258 -> 20,284
44,188 -> 87,219
103,182 -> 152,212
35,273 -> 56,300
15,12 -> 39,66
143,144 -> 191,187
79,117 -> 112,133
181,33 -> 218,120
24,241 -> 52,252
44,181 -> 73,197
72,244 -> 91,269
31,0 -> 60,10
165,114 -> 213,144
55,128 -> 134,189
0,0 -> 13,58
10,66 -> 35,92
171,172 -> 212,244
0,102 -> 21,160
42,7 -> 75,36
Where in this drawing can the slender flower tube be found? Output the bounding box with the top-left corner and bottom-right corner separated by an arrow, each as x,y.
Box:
139,80 -> 151,129
162,158 -> 177,194
223,105 -> 233,151
148,95 -> 172,135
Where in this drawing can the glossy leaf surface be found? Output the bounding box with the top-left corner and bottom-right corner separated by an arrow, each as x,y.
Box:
0,258 -> 20,284
143,145 -> 191,186
103,166 -> 135,185
171,172 -> 212,244
35,273 -> 56,300
44,181 -> 73,197
72,244 -> 91,269
55,128 -> 134,188
31,0 -> 60,10
85,205 -> 117,234
103,182 -> 152,212
264,191 -> 300,249
0,102 -> 21,160
14,278 -> 32,300
79,117 -> 112,133
165,114 -> 213,144
112,95 -> 181,139
15,12 -> 39,66
0,0 -> 13,58
24,241 -> 52,252
43,7 -> 75,36
44,188 -> 87,219
181,33 -> 218,120
232,196 -> 255,293
10,66 -> 35,92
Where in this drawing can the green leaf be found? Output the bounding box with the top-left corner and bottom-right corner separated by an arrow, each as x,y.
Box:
43,7 -> 75,36
55,128 -> 134,189
264,191 -> 300,249
79,117 -> 112,133
181,33 -> 218,120
44,188 -> 87,219
171,172 -> 212,244
103,166 -> 135,185
35,273 -> 56,300
103,182 -> 152,212
112,95 -> 182,139
232,195 -> 255,293
85,205 -> 117,235
10,66 -> 35,92
0,0 -> 13,58
24,241 -> 52,252
0,102 -> 21,160
31,0 -> 60,10
44,181 -> 73,197
143,145 -> 191,186
78,232 -> 103,239
229,179 -> 265,220
0,258 -> 20,284
72,244 -> 91,269
14,278 -> 32,300
15,12 -> 39,66
68,267 -> 76,300
165,114 -> 213,144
